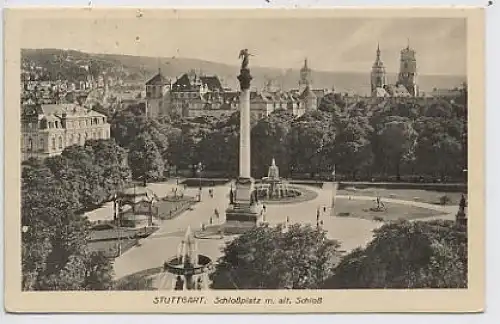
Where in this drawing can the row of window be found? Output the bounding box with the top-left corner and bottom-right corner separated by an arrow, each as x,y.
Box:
43,117 -> 107,130
24,130 -> 109,152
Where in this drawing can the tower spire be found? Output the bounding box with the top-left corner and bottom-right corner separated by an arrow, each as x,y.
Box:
376,42 -> 381,59
304,58 -> 308,69
407,38 -> 410,49
157,57 -> 162,74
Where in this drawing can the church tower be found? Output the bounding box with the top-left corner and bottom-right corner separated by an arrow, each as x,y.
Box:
299,58 -> 312,93
370,43 -> 387,94
397,40 -> 418,96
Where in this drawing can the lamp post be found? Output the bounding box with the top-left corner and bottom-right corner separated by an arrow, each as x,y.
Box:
196,162 -> 203,202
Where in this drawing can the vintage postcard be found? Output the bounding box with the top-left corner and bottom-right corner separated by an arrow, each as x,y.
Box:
4,7 -> 485,313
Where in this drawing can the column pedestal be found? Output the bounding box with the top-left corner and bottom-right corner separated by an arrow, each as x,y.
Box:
225,177 -> 264,233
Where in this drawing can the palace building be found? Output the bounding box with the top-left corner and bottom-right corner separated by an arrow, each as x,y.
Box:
143,60 -> 325,120
21,103 -> 111,161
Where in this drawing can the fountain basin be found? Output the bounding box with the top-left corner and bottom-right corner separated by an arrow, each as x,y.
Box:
165,255 -> 213,276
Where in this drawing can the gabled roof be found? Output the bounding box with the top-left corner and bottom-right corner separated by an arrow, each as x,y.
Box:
200,76 -> 223,92
146,71 -> 169,86
299,86 -> 316,100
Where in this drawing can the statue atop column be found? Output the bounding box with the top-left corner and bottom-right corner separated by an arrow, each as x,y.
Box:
238,49 -> 253,90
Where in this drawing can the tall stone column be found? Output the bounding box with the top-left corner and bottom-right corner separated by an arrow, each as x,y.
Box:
224,51 -> 263,231
239,84 -> 251,178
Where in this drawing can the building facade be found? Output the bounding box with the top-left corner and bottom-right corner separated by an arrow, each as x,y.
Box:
21,103 -> 111,161
143,61 -> 327,120
371,43 -> 419,98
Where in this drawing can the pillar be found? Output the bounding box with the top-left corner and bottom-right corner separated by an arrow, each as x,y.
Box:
239,88 -> 251,178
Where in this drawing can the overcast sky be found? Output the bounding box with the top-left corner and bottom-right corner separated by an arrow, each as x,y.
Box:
21,17 -> 466,75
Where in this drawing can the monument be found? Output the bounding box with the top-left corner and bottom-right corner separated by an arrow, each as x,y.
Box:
255,158 -> 302,202
456,194 -> 468,227
258,158 -> 290,199
224,49 -> 264,231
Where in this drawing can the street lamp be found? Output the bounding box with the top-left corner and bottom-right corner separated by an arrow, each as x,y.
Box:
196,162 -> 203,202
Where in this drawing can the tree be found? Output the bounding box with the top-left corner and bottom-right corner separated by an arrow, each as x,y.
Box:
289,112 -> 335,176
22,160 -> 115,291
251,110 -> 294,177
22,166 -> 92,290
59,145 -> 108,208
332,115 -> 373,179
210,224 -> 340,289
414,117 -> 463,180
83,251 -> 114,290
85,139 -> 132,195
128,132 -> 165,182
372,116 -> 417,179
318,92 -> 345,118
196,127 -> 238,176
326,220 -> 467,289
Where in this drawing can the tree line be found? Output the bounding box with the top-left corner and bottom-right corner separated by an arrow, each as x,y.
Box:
110,90 -> 467,183
22,139 -> 132,290
210,220 -> 467,289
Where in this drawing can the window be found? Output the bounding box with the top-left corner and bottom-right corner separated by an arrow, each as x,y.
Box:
55,121 -> 59,128
86,119 -> 89,127
404,62 -> 408,69
51,137 -> 56,150
28,138 -> 33,151
58,136 -> 63,149
98,130 -> 103,139
39,138 -> 44,151
77,134 -> 81,145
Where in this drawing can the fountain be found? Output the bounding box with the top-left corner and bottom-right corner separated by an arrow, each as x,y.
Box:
256,158 -> 302,202
158,226 -> 212,290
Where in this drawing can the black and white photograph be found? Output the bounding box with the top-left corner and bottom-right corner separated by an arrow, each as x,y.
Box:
5,8 -> 484,313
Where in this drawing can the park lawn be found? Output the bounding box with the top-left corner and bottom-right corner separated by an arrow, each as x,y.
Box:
336,187 -> 464,205
88,237 -> 138,258
334,198 -> 444,222
156,196 -> 197,220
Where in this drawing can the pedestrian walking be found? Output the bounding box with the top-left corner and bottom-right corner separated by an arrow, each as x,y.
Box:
210,216 -> 213,225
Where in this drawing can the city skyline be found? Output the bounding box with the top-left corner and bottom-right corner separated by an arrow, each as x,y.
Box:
21,17 -> 466,76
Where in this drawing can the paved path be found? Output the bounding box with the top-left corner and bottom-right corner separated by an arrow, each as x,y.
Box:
112,181 -> 457,281
85,180 -> 180,223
